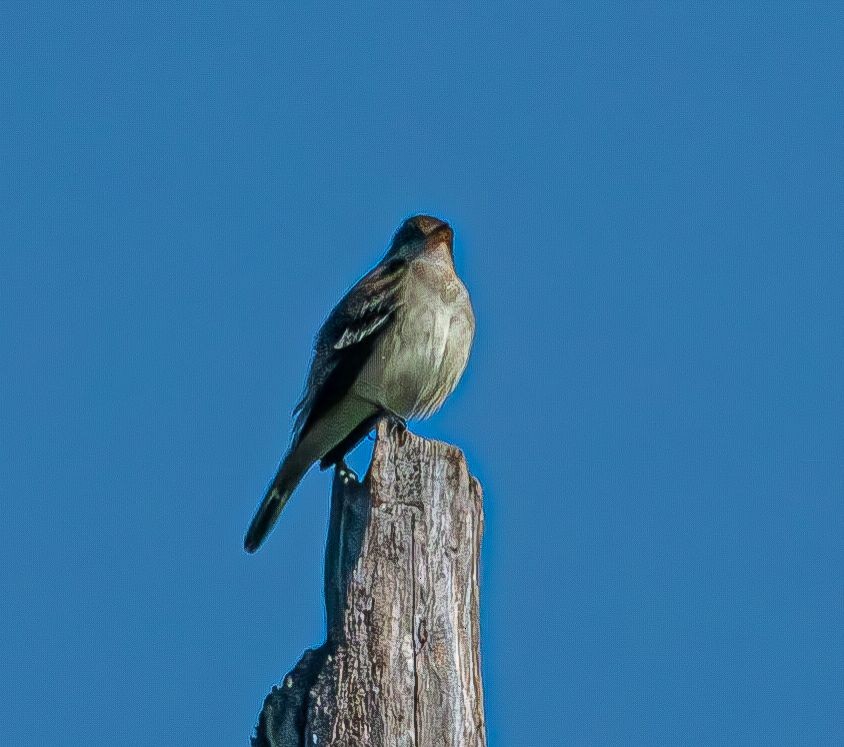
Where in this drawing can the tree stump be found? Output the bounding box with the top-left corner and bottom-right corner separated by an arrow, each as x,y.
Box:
252,421 -> 486,746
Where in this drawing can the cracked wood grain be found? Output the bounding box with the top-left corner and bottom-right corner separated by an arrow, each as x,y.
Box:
252,422 -> 486,747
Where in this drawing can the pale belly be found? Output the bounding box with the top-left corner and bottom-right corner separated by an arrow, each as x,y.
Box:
353,267 -> 474,419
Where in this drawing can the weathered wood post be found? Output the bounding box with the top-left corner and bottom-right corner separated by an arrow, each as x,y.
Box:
252,421 -> 486,746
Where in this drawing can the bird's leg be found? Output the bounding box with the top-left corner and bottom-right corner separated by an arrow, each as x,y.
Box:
381,408 -> 407,435
336,459 -> 358,484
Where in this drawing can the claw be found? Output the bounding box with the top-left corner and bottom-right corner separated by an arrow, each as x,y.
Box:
337,461 -> 358,485
383,409 -> 407,436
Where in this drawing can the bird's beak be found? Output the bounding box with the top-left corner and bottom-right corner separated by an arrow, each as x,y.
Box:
428,223 -> 453,247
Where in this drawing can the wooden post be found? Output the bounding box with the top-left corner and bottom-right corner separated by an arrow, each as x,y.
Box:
252,421 -> 486,746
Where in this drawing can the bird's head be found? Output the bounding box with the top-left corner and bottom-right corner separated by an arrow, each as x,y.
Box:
386,215 -> 454,261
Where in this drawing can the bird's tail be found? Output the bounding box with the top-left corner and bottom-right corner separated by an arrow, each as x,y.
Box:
244,452 -> 310,552
243,482 -> 291,553
244,396 -> 380,552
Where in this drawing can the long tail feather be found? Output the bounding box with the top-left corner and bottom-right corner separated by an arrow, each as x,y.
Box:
244,482 -> 292,553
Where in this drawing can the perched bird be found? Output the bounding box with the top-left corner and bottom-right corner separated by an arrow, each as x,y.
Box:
244,215 -> 475,552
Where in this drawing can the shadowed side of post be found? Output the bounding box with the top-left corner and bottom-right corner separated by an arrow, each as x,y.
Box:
252,422 -> 486,746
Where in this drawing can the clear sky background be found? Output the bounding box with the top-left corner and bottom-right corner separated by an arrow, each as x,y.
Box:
1,3 -> 842,745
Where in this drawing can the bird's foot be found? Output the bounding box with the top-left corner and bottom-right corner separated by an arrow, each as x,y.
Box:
337,461 -> 358,485
382,409 -> 407,436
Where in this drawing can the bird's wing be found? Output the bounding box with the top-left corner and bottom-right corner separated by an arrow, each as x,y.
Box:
291,257 -> 406,444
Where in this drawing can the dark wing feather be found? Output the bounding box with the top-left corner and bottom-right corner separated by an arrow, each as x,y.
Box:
291,257 -> 405,445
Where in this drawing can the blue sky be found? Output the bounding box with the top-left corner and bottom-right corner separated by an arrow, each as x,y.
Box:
1,3 -> 842,745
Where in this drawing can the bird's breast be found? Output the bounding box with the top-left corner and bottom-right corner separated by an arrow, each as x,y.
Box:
356,257 -> 474,418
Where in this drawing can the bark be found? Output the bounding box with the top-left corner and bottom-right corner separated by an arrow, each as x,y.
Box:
252,422 -> 486,747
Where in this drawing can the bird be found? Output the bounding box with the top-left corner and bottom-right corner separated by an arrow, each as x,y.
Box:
244,215 -> 475,553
